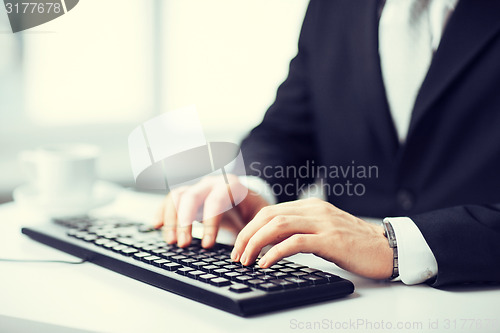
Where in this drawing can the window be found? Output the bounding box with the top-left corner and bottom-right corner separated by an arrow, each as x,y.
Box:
0,0 -> 308,195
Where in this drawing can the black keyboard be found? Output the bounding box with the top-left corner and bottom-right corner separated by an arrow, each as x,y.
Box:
21,216 -> 354,317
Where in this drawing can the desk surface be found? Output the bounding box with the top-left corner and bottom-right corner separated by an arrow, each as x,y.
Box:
1,190 -> 499,333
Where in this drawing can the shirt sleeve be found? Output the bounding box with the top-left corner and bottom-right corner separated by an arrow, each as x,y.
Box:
238,175 -> 277,205
384,216 -> 438,285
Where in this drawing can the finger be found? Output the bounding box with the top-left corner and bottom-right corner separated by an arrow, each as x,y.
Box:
162,186 -> 188,244
231,206 -> 274,262
201,184 -> 234,248
176,180 -> 215,247
231,201 -> 311,261
258,234 -> 317,268
239,215 -> 316,266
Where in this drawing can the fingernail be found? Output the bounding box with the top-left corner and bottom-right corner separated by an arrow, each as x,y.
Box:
259,257 -> 267,268
202,236 -> 210,248
231,250 -> 239,262
240,252 -> 247,265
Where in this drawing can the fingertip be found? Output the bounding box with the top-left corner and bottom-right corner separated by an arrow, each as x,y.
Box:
258,256 -> 268,268
230,250 -> 240,262
164,229 -> 176,244
177,231 -> 192,248
202,235 -> 214,248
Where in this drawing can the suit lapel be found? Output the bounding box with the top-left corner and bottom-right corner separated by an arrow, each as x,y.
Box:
408,0 -> 500,137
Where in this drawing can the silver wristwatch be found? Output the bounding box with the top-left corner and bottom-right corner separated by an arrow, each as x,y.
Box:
382,220 -> 399,280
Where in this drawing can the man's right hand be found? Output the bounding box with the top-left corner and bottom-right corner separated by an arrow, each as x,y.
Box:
155,174 -> 269,248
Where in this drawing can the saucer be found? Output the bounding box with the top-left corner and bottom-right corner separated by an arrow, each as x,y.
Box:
13,181 -> 122,217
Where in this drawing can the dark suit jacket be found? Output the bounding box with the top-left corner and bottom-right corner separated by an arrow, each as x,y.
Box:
240,0 -> 500,287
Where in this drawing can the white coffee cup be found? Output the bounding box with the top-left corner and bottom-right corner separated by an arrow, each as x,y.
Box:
20,144 -> 100,208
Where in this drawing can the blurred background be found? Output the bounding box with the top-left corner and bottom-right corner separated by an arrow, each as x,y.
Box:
0,0 -> 308,203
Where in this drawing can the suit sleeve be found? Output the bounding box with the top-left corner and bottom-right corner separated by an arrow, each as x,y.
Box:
410,204 -> 500,287
240,1 -> 320,203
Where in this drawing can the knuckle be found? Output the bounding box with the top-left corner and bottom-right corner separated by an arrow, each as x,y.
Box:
291,234 -> 306,245
271,215 -> 289,229
258,205 -> 273,219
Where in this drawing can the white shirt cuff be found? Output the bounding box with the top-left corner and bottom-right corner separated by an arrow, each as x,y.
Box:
238,175 -> 277,205
384,216 -> 438,285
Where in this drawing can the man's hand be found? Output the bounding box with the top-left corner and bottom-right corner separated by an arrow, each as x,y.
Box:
155,174 -> 269,248
231,198 -> 393,279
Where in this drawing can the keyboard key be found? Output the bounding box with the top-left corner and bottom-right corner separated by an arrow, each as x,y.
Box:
176,267 -> 194,276
235,268 -> 252,274
191,261 -> 209,269
152,248 -> 168,255
103,241 -> 119,249
120,248 -> 139,256
214,255 -> 229,260
95,238 -> 112,246
213,268 -> 230,276
290,271 -> 308,278
286,264 -> 307,269
213,261 -> 228,266
112,244 -> 128,252
162,262 -> 182,271
302,275 -> 328,284
198,274 -> 217,283
271,279 -> 297,289
259,275 -> 276,282
153,259 -> 170,267
170,255 -> 187,263
314,272 -> 342,283
180,258 -> 197,266
192,254 -> 207,260
235,275 -> 253,283
209,277 -> 231,287
83,234 -> 98,242
187,270 -> 206,280
279,268 -> 296,273
133,252 -> 151,260
229,283 -> 252,293
116,237 -> 135,246
202,257 -> 217,263
159,251 -> 177,259
269,264 -> 284,270
223,272 -> 242,280
142,255 -> 161,263
223,264 -> 239,270
141,245 -> 158,251
270,271 -> 289,279
285,277 -> 310,287
202,265 -> 220,273
256,283 -> 281,292
301,268 -> 320,274
247,279 -> 265,287
277,259 -> 292,265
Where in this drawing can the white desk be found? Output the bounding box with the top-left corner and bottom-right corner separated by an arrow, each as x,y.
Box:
1,190 -> 499,333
